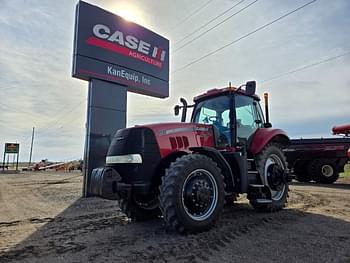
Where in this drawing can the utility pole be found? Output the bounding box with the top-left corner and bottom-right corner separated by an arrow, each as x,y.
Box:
28,127 -> 35,167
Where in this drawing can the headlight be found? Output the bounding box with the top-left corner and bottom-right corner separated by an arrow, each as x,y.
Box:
106,154 -> 142,164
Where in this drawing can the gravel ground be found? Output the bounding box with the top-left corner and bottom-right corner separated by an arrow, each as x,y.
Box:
0,171 -> 349,263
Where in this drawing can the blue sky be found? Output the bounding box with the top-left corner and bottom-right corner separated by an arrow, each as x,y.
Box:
0,0 -> 349,162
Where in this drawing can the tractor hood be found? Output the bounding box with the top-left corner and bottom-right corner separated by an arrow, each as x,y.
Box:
143,122 -> 212,135
143,122 -> 215,157
140,122 -> 215,158
107,122 -> 215,161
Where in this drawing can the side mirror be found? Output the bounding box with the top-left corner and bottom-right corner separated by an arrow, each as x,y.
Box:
245,81 -> 256,95
174,105 -> 180,116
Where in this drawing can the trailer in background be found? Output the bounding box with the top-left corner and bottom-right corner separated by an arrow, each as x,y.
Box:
285,124 -> 350,184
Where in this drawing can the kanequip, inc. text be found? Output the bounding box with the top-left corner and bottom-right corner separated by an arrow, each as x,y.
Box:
107,66 -> 151,85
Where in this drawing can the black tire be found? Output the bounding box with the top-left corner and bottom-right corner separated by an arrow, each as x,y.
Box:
293,161 -> 312,182
249,143 -> 289,212
159,154 -> 225,233
224,194 -> 238,206
119,194 -> 160,221
309,159 -> 339,184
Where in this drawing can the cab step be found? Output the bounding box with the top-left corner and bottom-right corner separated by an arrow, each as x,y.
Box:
255,199 -> 272,204
249,184 -> 265,188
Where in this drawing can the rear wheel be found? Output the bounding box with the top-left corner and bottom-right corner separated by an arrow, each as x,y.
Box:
119,193 -> 160,221
309,159 -> 339,184
159,154 -> 225,233
249,143 -> 289,212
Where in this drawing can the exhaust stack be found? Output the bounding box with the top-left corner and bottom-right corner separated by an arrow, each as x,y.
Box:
264,93 -> 269,124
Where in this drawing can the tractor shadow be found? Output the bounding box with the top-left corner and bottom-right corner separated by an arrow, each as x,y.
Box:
1,198 -> 350,263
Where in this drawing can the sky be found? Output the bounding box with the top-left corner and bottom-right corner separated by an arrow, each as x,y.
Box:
0,0 -> 349,162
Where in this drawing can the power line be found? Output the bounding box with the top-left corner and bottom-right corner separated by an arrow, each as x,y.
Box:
37,99 -> 86,136
172,0 -> 317,75
0,101 -> 39,119
0,87 -> 86,122
38,98 -> 86,130
173,0 -> 258,53
261,50 -> 350,84
0,96 -> 87,141
173,0 -> 246,46
166,0 -> 214,34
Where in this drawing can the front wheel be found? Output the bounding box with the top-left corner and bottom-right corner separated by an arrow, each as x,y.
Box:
249,143 -> 289,212
159,154 -> 225,233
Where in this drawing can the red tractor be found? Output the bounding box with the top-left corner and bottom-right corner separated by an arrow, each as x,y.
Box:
90,81 -> 291,233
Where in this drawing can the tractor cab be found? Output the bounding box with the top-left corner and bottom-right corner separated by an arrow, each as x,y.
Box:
176,81 -> 270,152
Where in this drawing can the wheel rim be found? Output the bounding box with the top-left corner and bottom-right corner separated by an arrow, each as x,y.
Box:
264,154 -> 286,201
181,169 -> 218,221
321,164 -> 334,177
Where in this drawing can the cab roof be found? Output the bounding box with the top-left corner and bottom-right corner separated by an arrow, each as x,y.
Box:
193,86 -> 260,102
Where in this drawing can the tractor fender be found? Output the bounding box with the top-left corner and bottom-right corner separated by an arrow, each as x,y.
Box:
249,128 -> 290,154
189,146 -> 235,191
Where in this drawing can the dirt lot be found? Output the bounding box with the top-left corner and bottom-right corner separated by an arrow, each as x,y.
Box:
0,171 -> 349,263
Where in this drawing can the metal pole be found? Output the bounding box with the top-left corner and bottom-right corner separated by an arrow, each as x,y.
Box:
264,92 -> 270,124
16,145 -> 19,171
29,127 -> 35,167
2,146 -> 5,171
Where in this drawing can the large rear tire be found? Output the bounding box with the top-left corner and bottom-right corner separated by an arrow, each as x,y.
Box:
249,143 -> 289,212
159,154 -> 225,233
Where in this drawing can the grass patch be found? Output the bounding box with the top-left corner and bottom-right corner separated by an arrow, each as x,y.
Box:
340,163 -> 350,177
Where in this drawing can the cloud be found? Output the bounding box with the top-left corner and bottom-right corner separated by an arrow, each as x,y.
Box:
0,0 -> 349,162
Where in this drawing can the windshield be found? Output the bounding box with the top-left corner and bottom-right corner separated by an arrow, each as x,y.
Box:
192,95 -> 231,147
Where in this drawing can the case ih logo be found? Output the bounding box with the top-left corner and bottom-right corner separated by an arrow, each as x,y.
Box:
86,24 -> 166,68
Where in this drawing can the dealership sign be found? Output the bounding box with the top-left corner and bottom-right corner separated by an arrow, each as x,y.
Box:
72,1 -> 169,98
5,143 -> 19,154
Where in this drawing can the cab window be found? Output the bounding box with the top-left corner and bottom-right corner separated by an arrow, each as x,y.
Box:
192,95 -> 231,146
235,95 -> 261,141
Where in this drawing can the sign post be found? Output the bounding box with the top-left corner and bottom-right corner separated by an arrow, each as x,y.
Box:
83,79 -> 127,196
72,1 -> 169,197
2,143 -> 20,171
